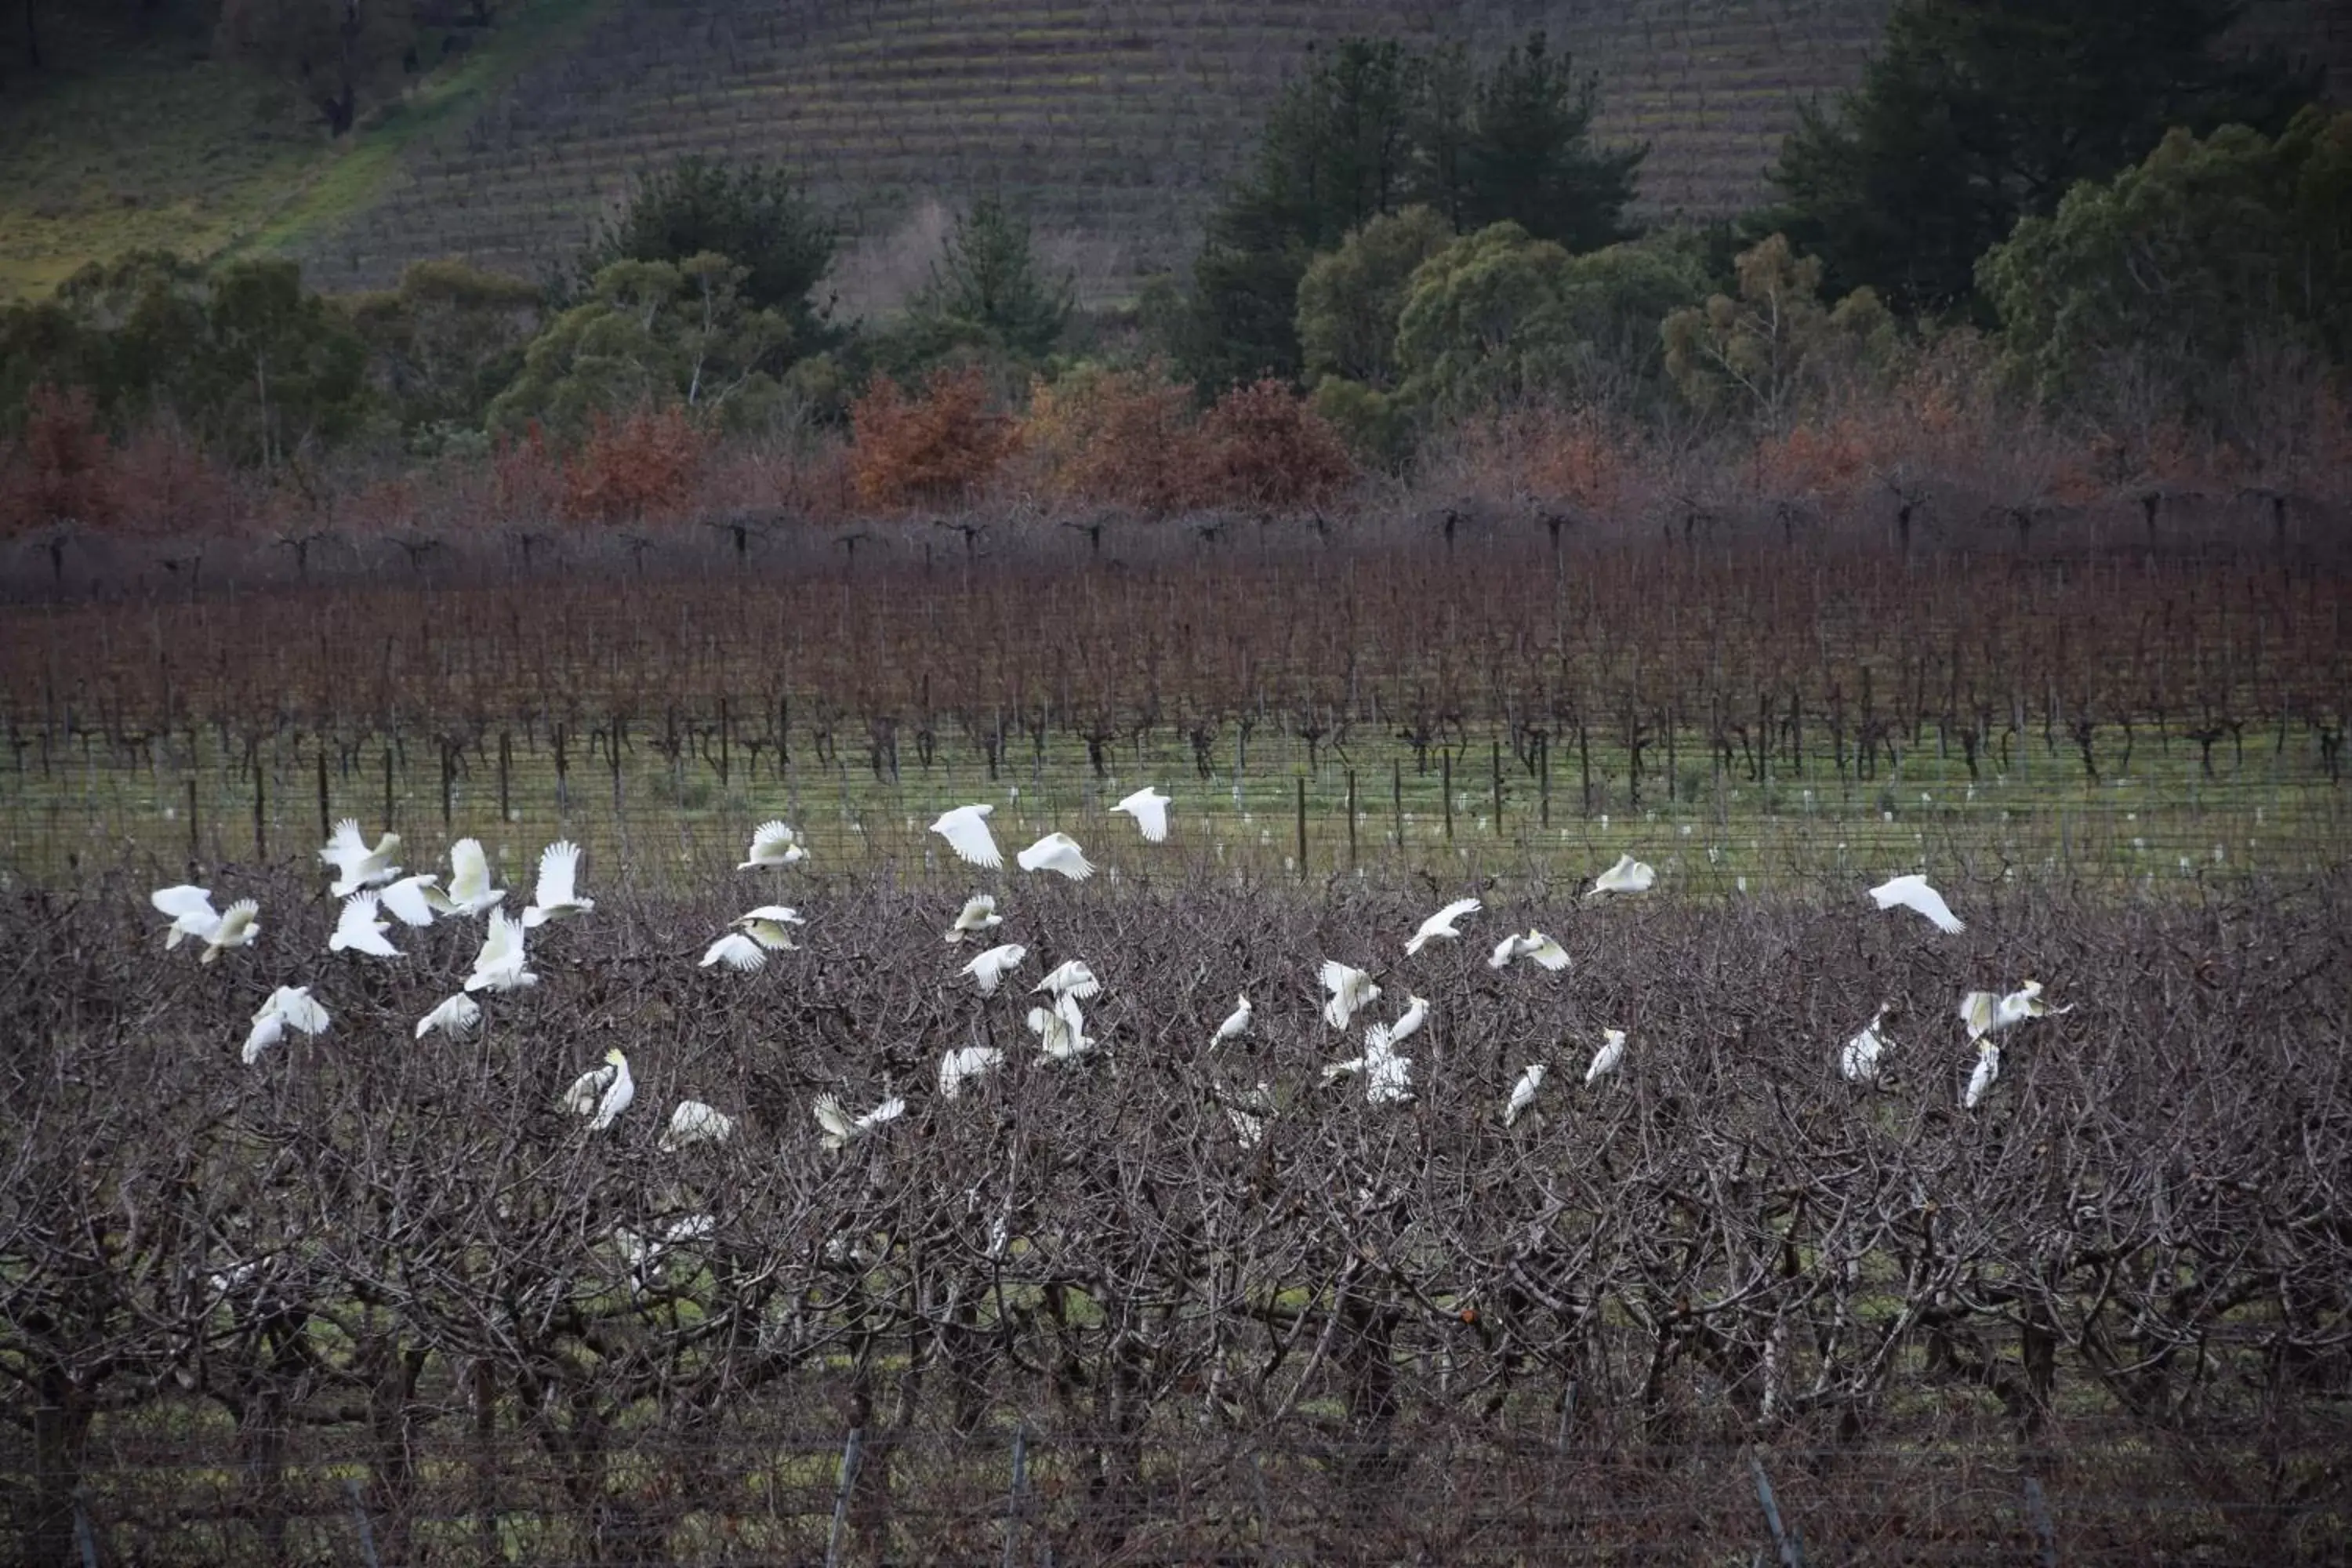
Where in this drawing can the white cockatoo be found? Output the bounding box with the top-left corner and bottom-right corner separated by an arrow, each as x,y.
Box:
1869,873 -> 1965,934
1017,832 -> 1094,880
1379,995 -> 1430,1051
962,943 -> 1028,996
464,909 -> 536,993
522,840 -> 593,927
433,837 -> 505,916
938,1044 -> 1004,1099
1027,993 -> 1096,1063
931,804 -> 1003,869
1212,993 -> 1253,1048
201,898 -> 261,964
659,1100 -> 735,1152
1504,1063 -> 1548,1126
814,1092 -> 906,1150
700,932 -> 771,973
1034,959 -> 1102,1002
320,818 -> 401,897
1324,1023 -> 1414,1105
1111,786 -> 1171,843
374,873 -> 443,928
1221,1081 -> 1274,1148
1584,1028 -> 1628,1086
738,819 -> 807,869
1319,960 -> 1380,1030
328,892 -> 401,958
1963,1042 -> 2002,1110
1959,979 -> 2069,1040
1588,855 -> 1656,897
1489,929 -> 1570,971
734,906 -> 804,950
1840,1004 -> 1892,1083
946,894 -> 1001,943
243,985 -> 329,1065
414,993 -> 481,1040
1405,898 -> 1482,955
561,1048 -> 633,1130
151,884 -> 221,950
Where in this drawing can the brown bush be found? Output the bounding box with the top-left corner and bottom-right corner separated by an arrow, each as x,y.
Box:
104,415 -> 235,537
490,420 -> 565,527
0,384 -> 118,536
1190,376 -> 1353,510
1421,404 -> 1643,517
1022,363 -> 1207,515
562,407 -> 707,525
848,365 -> 1019,511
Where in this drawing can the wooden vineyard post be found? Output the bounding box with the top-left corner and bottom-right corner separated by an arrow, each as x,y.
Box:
1392,759 -> 1403,848
498,731 -> 512,824
251,740 -> 266,862
381,743 -> 395,833
1346,768 -> 1358,868
826,1428 -> 863,1568
554,723 -> 570,818
1491,738 -> 1503,830
1443,751 -> 1454,840
440,739 -> 456,829
316,748 -> 330,844
1295,776 -> 1307,878
1539,731 -> 1551,827
185,775 -> 199,865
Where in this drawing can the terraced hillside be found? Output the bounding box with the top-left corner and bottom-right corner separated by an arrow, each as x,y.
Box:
292,0 -> 1901,302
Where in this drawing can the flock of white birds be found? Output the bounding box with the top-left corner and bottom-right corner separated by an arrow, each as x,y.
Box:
147,797 -> 2070,1152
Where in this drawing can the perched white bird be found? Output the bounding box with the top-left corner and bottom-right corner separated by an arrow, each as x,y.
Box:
522,840 -> 594,927
814,1091 -> 906,1150
1870,873 -> 1965,934
1959,980 -> 2069,1040
1405,898 -> 1483,956
1963,1041 -> 2002,1109
931,804 -> 1003,869
1319,960 -> 1381,1030
1584,1028 -> 1628,1086
1017,832 -> 1094,880
151,884 -> 220,950
946,894 -> 1001,943
738,819 -> 808,869
1211,993 -> 1253,1049
962,943 -> 1028,996
733,906 -> 804,950
613,1214 -> 715,1292
201,899 -> 261,965
700,932 -> 771,973
938,1044 -> 1004,1099
464,909 -> 536,993
1379,995 -> 1430,1050
1504,1062 -> 1548,1126
414,993 -> 481,1040
1490,929 -> 1570,971
1112,786 -> 1171,843
434,837 -> 504,916
659,1100 -> 735,1152
320,818 -> 402,897
1028,993 -> 1096,1062
1034,959 -> 1102,1002
561,1047 -> 633,1130
1588,855 -> 1657,897
1840,1004 -> 1893,1083
374,873 -> 443,928
328,892 -> 401,958
243,985 -> 329,1065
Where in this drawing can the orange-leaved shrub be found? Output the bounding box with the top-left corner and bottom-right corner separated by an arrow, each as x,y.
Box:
1422,405 -> 1641,517
0,384 -> 118,535
564,406 -> 706,524
1022,364 -> 1206,515
849,365 -> 1019,511
1191,377 -> 1354,510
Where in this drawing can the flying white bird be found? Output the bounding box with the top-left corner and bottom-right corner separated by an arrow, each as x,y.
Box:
243,985 -> 329,1065
1588,855 -> 1656,897
1323,1023 -> 1414,1105
464,909 -> 536,993
1584,1028 -> 1628,1086
1959,979 -> 2069,1040
737,819 -> 808,869
151,884 -> 222,951
201,898 -> 261,965
1112,786 -> 1171,843
700,932 -> 771,974
733,906 -> 804,950
1017,832 -> 1094,880
1028,993 -> 1096,1062
370,873 -> 441,928
1320,960 -> 1381,1030
522,840 -> 594,927
561,1047 -> 633,1130
1405,898 -> 1482,956
1869,873 -> 1965,934
814,1091 -> 906,1150
1504,1062 -> 1548,1126
931,804 -> 1003,869
414,993 -> 481,1040
328,892 -> 401,958
1212,993 -> 1253,1048
1841,1004 -> 1892,1083
1034,959 -> 1102,1002
946,894 -> 1001,943
659,1100 -> 736,1152
1490,929 -> 1570,971
433,837 -> 505,916
938,1044 -> 1004,1099
320,818 -> 402,897
1963,1041 -> 2002,1109
962,943 -> 1028,996
1378,995 -> 1431,1050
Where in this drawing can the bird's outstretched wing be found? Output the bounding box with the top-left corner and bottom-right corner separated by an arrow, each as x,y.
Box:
702,933 -> 768,973
561,1063 -> 614,1115
740,819 -> 797,867
812,1094 -> 857,1148
416,993 -> 481,1039
151,884 -> 216,920
1524,931 -> 1570,971
1116,789 -> 1171,842
932,806 -> 1003,869
273,986 -> 332,1036
535,840 -> 581,906
320,818 -> 368,869
964,944 -> 1025,995
378,877 -> 439,927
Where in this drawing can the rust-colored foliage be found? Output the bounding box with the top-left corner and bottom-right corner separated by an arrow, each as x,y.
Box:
1191,376 -> 1354,510
564,407 -> 706,525
0,385 -> 118,536
1428,405 -> 1642,517
101,416 -> 235,537
1023,364 -> 1207,515
491,421 -> 565,526
849,365 -> 1020,511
